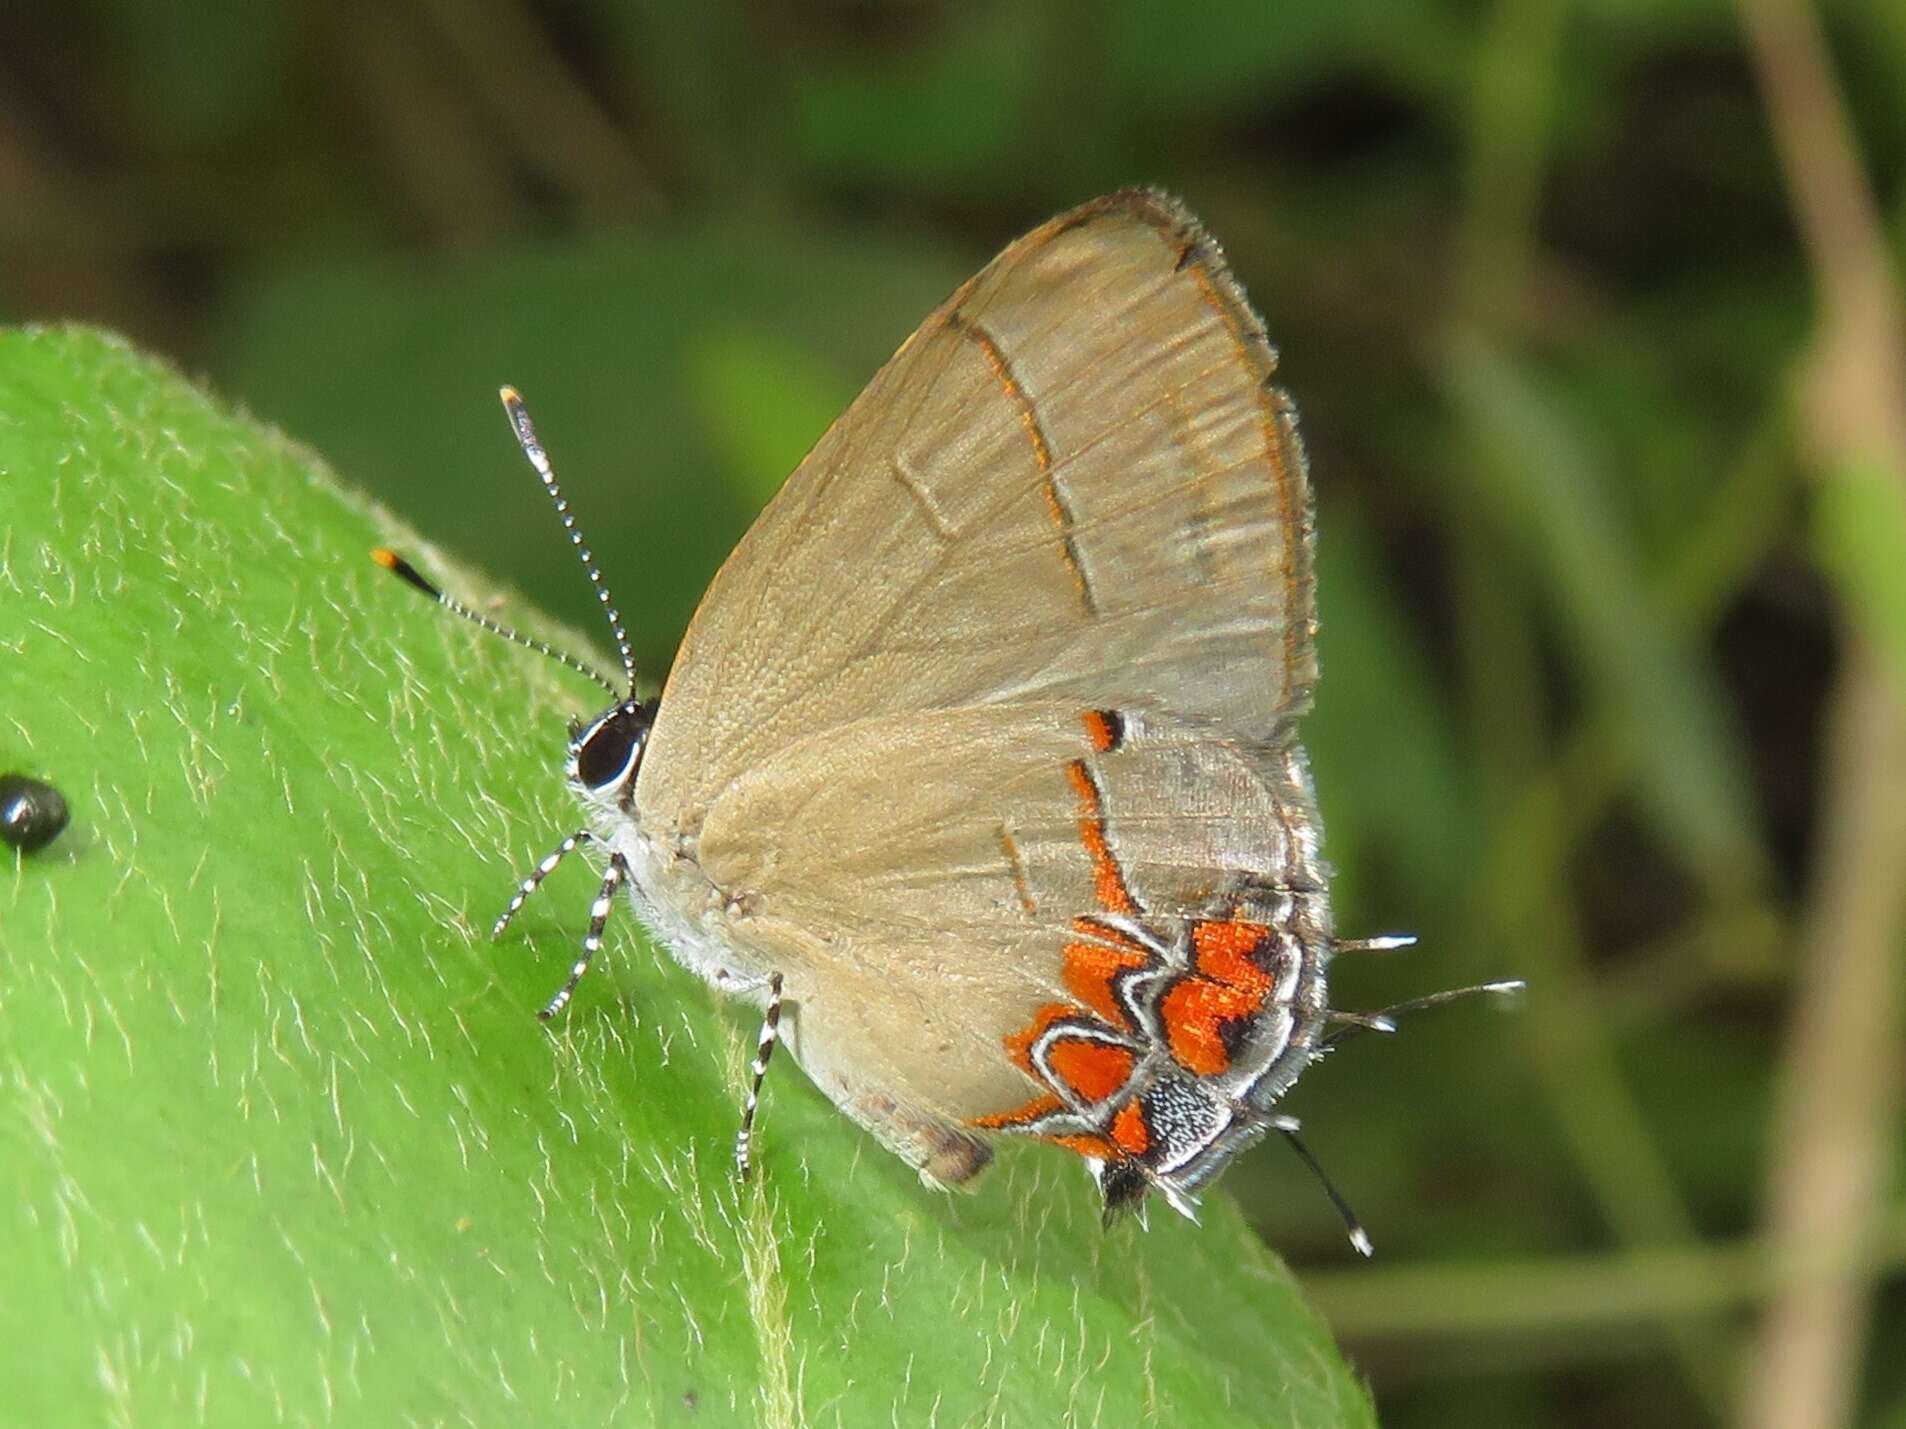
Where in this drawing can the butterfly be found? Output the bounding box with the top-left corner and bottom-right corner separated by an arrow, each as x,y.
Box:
377,189 -> 1519,1245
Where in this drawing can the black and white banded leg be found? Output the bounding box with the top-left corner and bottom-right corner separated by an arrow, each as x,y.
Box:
733,972 -> 785,1182
1272,1115 -> 1374,1258
493,829 -> 594,940
538,852 -> 628,1022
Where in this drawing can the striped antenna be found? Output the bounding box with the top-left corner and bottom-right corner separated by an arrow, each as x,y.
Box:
499,386 -> 639,695
370,548 -> 621,699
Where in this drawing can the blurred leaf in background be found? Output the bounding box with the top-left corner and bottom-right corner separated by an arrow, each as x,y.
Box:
5,0 -> 1906,1426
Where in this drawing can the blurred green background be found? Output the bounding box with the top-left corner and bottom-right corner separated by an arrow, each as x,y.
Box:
5,1 -> 1904,1426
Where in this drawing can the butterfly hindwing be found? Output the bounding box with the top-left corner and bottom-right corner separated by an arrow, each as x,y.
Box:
688,703 -> 1333,1196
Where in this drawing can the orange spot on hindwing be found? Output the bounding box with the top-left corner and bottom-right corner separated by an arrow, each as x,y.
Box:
1001,1003 -> 1074,1078
1066,760 -> 1137,916
971,1093 -> 1065,1131
1158,919 -> 1278,1076
1062,921 -> 1146,1028
1111,1100 -> 1152,1156
1081,708 -> 1124,753
1045,1038 -> 1135,1104
1160,979 -> 1245,1076
1193,919 -> 1275,984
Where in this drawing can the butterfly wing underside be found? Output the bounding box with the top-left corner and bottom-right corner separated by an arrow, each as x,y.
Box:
691,703 -> 1332,1192
633,190 -> 1327,1193
639,188 -> 1316,819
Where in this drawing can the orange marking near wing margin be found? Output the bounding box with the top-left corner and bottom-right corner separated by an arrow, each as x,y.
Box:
971,1092 -> 1064,1131
1158,919 -> 1277,1076
1192,918 -> 1275,985
1000,1002 -> 1073,1079
1050,1131 -> 1117,1160
1066,760 -> 1138,916
1111,1100 -> 1152,1157
1046,1039 -> 1135,1104
1160,979 -> 1246,1075
1063,922 -> 1146,1029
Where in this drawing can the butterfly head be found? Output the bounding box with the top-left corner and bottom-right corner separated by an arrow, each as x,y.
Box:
372,389 -> 656,813
567,698 -> 655,811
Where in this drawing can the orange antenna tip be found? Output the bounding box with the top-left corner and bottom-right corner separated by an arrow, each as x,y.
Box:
370,547 -> 442,600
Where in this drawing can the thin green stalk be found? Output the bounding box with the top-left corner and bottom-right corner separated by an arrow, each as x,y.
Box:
1308,1202 -> 1906,1341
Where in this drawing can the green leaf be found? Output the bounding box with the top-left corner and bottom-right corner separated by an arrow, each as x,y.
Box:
791,9 -> 1043,192
1442,333 -> 1761,885
1309,508 -> 1478,920
0,327 -> 1374,1428
684,326 -> 854,508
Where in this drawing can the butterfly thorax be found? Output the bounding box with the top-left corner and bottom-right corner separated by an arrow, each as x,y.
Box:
567,697 -> 782,1004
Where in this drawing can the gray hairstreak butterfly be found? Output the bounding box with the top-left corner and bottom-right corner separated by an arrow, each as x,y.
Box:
1,772 -> 70,853
376,190 -> 1521,1249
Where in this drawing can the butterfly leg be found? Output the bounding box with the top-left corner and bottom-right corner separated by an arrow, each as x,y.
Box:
733,971 -> 785,1182
538,851 -> 627,1021
493,829 -> 595,939
1272,1116 -> 1374,1257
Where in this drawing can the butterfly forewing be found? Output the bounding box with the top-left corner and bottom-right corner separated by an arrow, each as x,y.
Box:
638,190 -> 1317,824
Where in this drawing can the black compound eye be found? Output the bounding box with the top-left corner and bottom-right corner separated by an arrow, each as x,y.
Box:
575,708 -> 644,790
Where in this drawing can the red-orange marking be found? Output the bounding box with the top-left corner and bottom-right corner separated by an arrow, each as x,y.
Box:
1111,1100 -> 1152,1157
1001,1002 -> 1074,1078
1082,709 -> 1118,753
1192,919 -> 1275,986
1062,928 -> 1146,1029
1045,1039 -> 1135,1104
972,1092 -> 1064,1131
1159,918 -> 1277,1076
1160,978 -> 1249,1075
1048,1131 -> 1116,1160
1066,760 -> 1137,916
